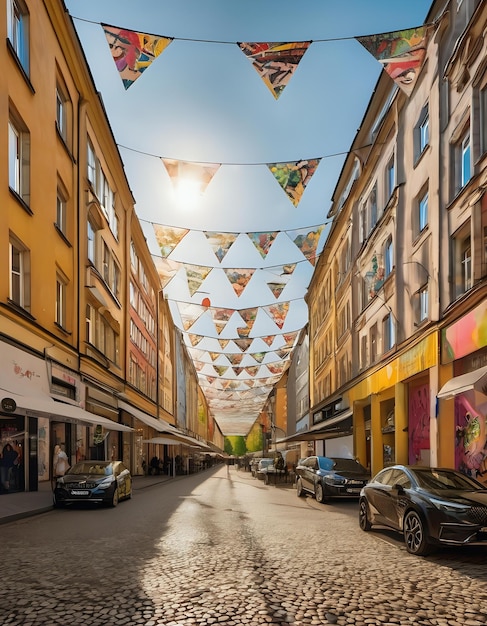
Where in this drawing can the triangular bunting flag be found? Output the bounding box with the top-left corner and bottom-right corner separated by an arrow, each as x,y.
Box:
204,231 -> 239,263
162,159 -> 220,194
238,41 -> 311,99
276,348 -> 293,359
261,336 -> 275,347
184,264 -> 212,296
245,366 -> 260,377
205,376 -> 217,385
188,334 -> 204,347
266,362 -> 288,375
237,326 -> 251,338
247,232 -> 279,258
234,338 -> 253,352
223,269 -> 255,297
281,263 -> 297,275
213,365 -> 229,376
282,331 -> 299,347
152,256 -> 181,289
209,352 -> 221,362
251,352 -> 266,363
356,26 -> 432,96
287,225 -> 324,266
177,302 -> 206,332
102,24 -> 173,89
218,339 -> 230,350
262,302 -> 290,329
266,282 -> 287,299
233,367 -> 244,376
193,361 -> 205,372
227,354 -> 243,366
268,159 -> 320,207
210,308 -> 235,335
153,224 -> 189,258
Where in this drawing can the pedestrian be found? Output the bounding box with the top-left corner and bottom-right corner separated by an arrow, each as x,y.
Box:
0,443 -> 19,492
52,444 -> 69,489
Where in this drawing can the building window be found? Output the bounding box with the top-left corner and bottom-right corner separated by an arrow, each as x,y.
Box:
7,0 -> 29,74
55,84 -> 69,144
419,190 -> 428,232
55,275 -> 67,328
87,139 -> 96,187
87,138 -> 119,239
419,286 -> 429,322
461,133 -> 471,188
461,237 -> 472,292
386,155 -> 395,200
481,86 -> 487,156
56,187 -> 67,235
414,104 -> 429,161
9,235 -> 30,310
368,185 -> 378,231
8,114 -> 30,205
370,323 -> 378,363
87,219 -> 96,264
360,335 -> 368,370
384,237 -> 394,277
86,304 -> 94,344
383,313 -> 395,352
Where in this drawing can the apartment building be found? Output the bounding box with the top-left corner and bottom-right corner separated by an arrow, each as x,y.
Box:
306,0 -> 487,478
0,0 -> 218,494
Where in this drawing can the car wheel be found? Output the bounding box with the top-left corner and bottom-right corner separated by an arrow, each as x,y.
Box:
403,510 -> 430,556
359,498 -> 371,531
315,483 -> 326,504
296,478 -> 305,497
110,486 -> 119,508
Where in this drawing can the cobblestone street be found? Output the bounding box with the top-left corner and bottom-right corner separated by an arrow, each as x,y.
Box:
1,466 -> 486,626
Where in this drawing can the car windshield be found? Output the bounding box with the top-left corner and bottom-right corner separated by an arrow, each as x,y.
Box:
413,469 -> 483,491
260,459 -> 274,468
69,462 -> 111,476
318,457 -> 368,473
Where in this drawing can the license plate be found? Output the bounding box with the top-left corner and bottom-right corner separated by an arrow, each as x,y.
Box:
71,490 -> 89,496
346,488 -> 361,493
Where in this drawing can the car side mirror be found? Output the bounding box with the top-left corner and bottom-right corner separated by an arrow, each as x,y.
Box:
392,483 -> 405,494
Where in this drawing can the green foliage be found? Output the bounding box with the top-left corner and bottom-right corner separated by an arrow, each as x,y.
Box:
245,422 -> 264,453
224,438 -> 233,455
225,436 -> 247,456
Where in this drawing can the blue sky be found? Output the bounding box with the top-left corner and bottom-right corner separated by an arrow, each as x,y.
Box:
65,0 -> 432,434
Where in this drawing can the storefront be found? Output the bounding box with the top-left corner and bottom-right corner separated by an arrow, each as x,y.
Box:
438,300 -> 487,484
0,341 -> 133,494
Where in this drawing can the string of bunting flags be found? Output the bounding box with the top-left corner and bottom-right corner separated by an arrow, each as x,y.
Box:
87,17 -> 433,98
68,9 -> 436,428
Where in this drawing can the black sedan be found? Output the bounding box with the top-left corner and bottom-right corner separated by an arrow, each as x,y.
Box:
359,465 -> 487,556
53,460 -> 132,508
295,456 -> 370,503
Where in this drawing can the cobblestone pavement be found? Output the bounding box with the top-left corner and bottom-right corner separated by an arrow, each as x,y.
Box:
1,465 -> 486,626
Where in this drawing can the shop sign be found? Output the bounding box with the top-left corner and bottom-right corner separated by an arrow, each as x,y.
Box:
1,397 -> 17,412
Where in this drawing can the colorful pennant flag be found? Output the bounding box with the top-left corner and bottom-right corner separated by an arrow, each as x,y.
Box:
210,308 -> 236,335
266,281 -> 288,299
287,225 -> 324,266
282,331 -> 300,347
238,41 -> 311,99
184,264 -> 212,296
226,354 -> 244,366
223,269 -> 255,297
247,232 -> 279,258
153,224 -> 189,258
245,366 -> 260,377
162,159 -> 220,194
356,26 -> 432,96
262,302 -> 290,329
268,159 -> 320,207
261,336 -> 275,347
218,339 -> 230,350
251,352 -> 266,363
213,365 -> 229,376
152,256 -> 180,289
102,24 -> 173,89
176,302 -> 206,332
204,231 -> 239,263
188,334 -> 204,347
234,338 -> 253,352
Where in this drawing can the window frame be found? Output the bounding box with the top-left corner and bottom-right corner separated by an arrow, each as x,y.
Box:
419,190 -> 429,233
383,312 -> 396,352
55,274 -> 67,329
7,0 -> 29,74
8,111 -> 30,207
9,234 -> 31,311
386,154 -> 395,201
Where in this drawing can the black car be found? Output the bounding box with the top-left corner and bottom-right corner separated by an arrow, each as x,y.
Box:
295,456 -> 370,503
359,465 -> 487,556
53,460 -> 132,508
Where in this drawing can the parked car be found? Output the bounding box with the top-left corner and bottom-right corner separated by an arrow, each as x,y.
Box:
296,456 -> 370,502
359,465 -> 487,556
255,458 -> 275,480
53,460 -> 132,508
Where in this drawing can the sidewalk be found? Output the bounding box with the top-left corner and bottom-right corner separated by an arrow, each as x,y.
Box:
0,473 -> 176,525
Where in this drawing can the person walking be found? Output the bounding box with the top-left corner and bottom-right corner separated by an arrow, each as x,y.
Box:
52,444 -> 69,490
0,443 -> 19,492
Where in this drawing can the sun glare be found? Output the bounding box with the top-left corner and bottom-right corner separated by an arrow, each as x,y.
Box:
175,177 -> 202,209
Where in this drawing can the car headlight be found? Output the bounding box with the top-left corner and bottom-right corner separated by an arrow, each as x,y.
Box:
97,477 -> 115,489
429,497 -> 470,513
325,476 -> 346,485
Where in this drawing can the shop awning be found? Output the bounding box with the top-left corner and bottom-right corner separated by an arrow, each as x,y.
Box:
277,410 -> 353,443
0,391 -> 133,432
118,400 -> 175,433
144,434 -> 212,450
437,365 -> 487,400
